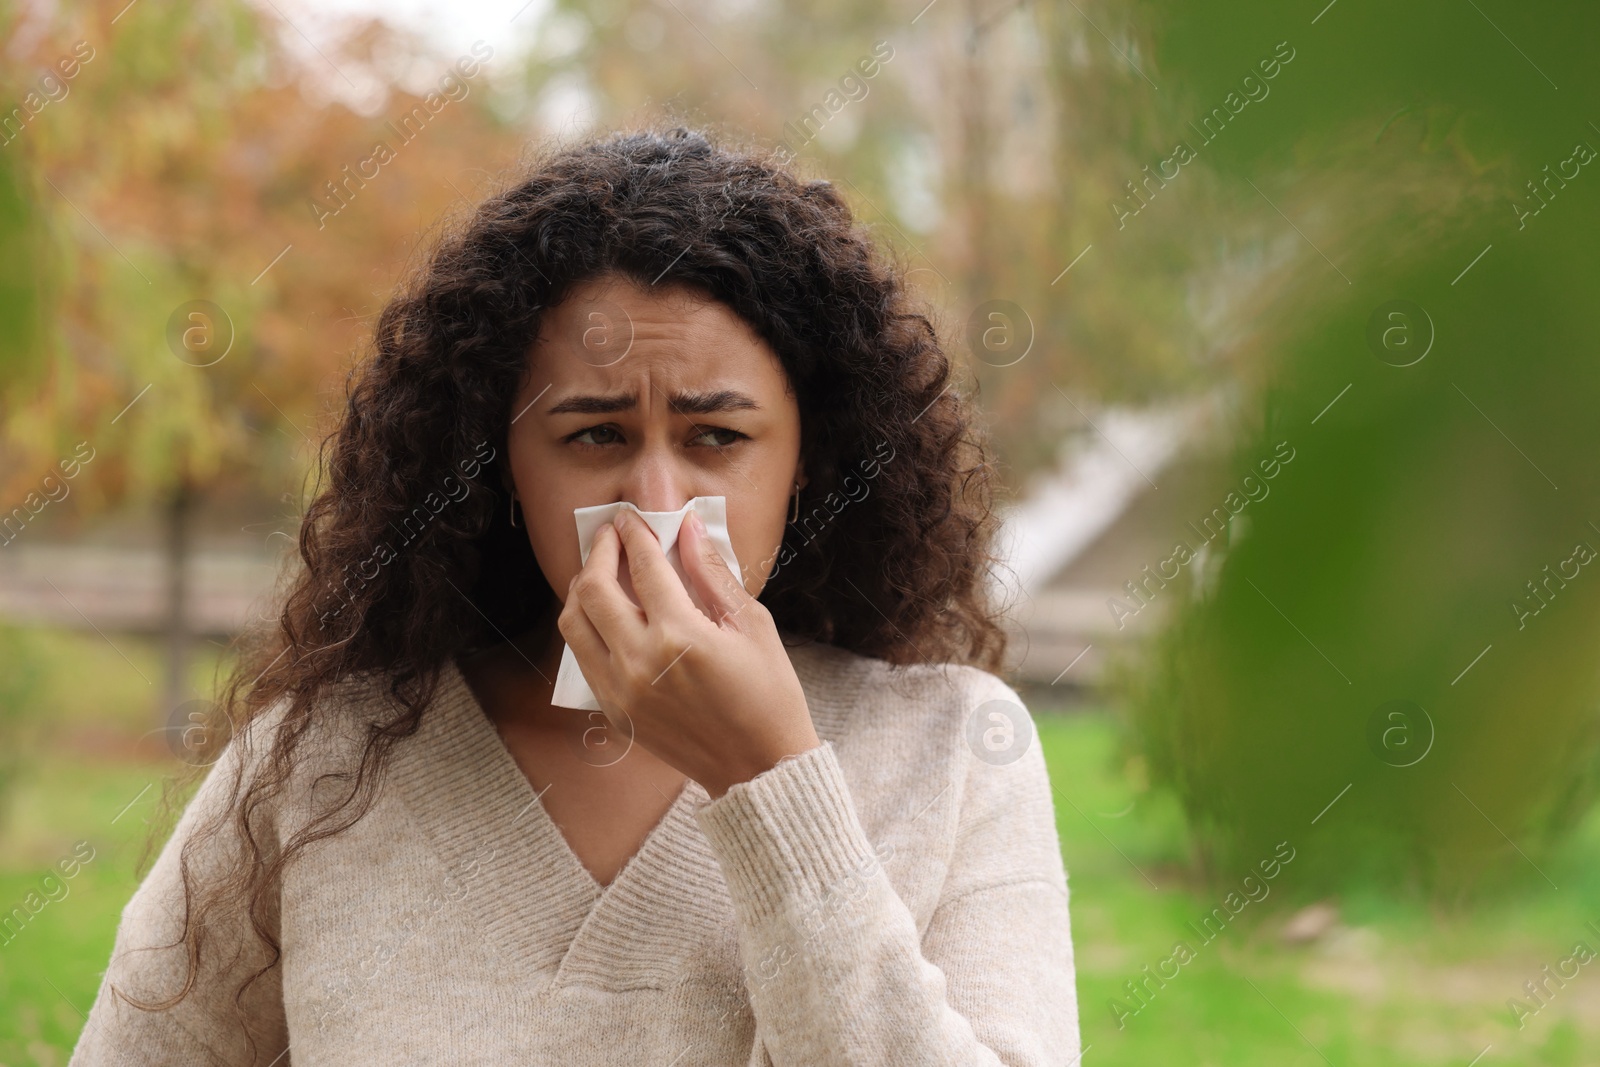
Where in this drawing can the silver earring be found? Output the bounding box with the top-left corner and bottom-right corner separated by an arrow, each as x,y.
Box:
510,492 -> 520,528
789,482 -> 799,524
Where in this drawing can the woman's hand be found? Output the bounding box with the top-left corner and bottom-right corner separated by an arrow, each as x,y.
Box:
557,507 -> 821,798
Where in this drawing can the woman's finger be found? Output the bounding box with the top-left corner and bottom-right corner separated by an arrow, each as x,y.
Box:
612,509 -> 698,619
558,572 -> 613,696
573,522 -> 647,654
678,510 -> 753,626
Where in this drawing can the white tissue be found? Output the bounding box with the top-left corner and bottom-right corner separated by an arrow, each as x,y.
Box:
550,495 -> 742,710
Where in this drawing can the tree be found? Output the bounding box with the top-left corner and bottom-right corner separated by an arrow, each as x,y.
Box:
2,0 -> 513,727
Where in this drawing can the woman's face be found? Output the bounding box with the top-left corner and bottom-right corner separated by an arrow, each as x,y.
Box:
505,272 -> 808,606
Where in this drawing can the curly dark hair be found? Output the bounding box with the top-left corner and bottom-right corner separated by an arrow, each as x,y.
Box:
131,124 -> 1009,1054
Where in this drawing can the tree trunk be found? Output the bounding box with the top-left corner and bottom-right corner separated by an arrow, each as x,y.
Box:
960,0 -> 996,306
163,479 -> 195,720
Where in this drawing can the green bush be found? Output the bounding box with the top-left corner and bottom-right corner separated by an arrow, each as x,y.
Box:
1115,0 -> 1600,897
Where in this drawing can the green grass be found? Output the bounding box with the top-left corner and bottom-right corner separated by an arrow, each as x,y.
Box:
0,757 -> 176,1066
1039,710 -> 1600,1067
0,625 -> 218,1066
3,625 -> 1600,1064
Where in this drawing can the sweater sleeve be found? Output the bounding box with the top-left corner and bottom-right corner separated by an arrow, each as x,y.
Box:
693,678 -> 1080,1066
69,711 -> 290,1067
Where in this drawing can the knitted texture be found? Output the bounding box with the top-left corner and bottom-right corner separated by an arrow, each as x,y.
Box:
68,637 -> 1080,1066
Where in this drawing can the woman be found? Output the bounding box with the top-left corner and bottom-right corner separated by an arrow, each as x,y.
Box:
71,126 -> 1080,1065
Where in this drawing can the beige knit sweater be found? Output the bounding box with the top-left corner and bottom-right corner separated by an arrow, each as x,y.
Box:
70,635 -> 1080,1065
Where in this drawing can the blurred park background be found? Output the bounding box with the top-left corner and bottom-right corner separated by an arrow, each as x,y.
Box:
3,0 -> 1599,1062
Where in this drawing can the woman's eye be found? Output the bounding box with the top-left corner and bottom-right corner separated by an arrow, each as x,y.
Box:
570,425 -> 621,446
695,427 -> 747,448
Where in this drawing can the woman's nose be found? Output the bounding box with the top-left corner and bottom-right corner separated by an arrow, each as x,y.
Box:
620,454 -> 693,513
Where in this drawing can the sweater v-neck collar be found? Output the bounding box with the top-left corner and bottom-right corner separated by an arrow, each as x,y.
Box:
386,652 -> 738,989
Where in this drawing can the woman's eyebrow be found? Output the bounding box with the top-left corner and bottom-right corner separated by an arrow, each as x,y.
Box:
546,388 -> 762,416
